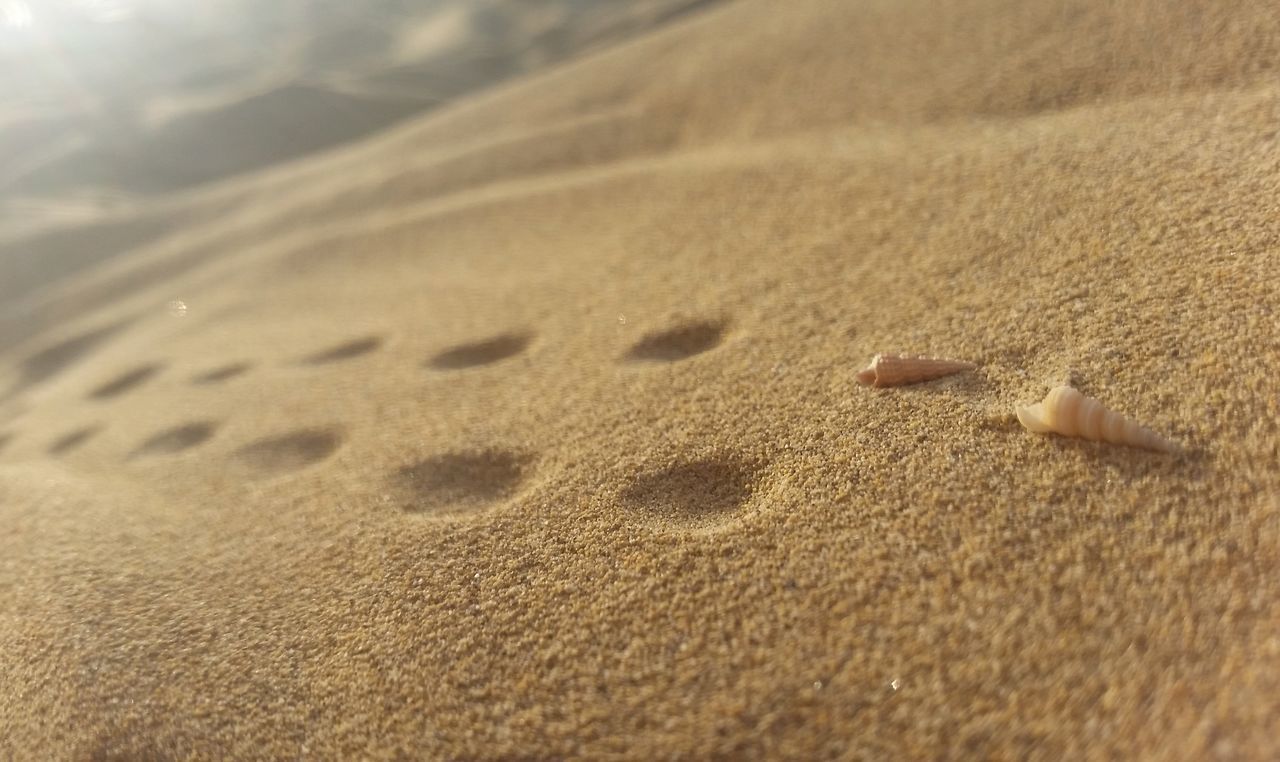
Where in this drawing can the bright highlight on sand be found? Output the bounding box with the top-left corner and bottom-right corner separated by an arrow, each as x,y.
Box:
1,1 -> 32,29
0,0 -> 134,32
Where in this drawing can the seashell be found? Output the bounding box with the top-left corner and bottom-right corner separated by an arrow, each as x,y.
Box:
855,354 -> 976,387
1016,385 -> 1177,452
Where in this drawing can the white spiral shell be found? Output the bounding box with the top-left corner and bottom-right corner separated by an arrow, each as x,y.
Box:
1016,385 -> 1177,453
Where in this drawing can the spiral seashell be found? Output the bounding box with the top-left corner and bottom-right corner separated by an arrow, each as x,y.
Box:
1016,385 -> 1177,452
855,354 -> 976,387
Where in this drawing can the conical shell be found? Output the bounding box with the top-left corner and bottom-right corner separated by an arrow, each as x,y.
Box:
1016,385 -> 1177,453
855,354 -> 976,387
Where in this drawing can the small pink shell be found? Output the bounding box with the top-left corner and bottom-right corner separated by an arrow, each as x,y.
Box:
855,354 -> 976,387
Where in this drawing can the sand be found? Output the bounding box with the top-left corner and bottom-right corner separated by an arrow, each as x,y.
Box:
2,0 -> 1279,758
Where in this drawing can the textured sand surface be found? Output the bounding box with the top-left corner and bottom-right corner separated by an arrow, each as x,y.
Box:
2,0 -> 1280,758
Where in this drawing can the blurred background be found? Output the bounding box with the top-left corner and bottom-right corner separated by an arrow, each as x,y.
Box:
1,0 -> 724,213
0,0 -> 729,353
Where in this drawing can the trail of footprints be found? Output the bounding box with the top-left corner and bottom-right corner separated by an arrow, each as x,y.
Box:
5,320 -> 748,529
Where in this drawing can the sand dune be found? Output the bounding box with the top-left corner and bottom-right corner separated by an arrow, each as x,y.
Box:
9,83 -> 437,196
2,0 -> 1279,758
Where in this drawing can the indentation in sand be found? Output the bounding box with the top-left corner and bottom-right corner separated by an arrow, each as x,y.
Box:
231,427 -> 343,478
48,425 -> 102,456
625,320 -> 725,362
427,333 -> 531,370
88,363 -> 164,400
132,421 -> 219,458
8,319 -> 131,397
302,336 -> 383,365
0,432 -> 12,454
620,456 -> 761,530
192,361 -> 253,385
393,450 -> 532,516
80,728 -> 172,762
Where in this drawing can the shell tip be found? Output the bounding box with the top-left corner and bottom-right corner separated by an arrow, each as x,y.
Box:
1015,402 -> 1052,433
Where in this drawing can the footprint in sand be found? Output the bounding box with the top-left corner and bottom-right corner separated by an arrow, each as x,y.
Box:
230,427 -> 344,478
301,335 -> 383,365
619,456 -> 763,531
0,431 -> 12,455
427,333 -> 532,370
131,421 -> 220,458
48,425 -> 103,456
391,449 -> 533,517
624,320 -> 725,363
7,319 -> 132,398
88,363 -> 164,400
192,361 -> 254,385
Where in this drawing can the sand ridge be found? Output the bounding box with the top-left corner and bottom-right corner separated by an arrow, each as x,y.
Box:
2,0 -> 1280,758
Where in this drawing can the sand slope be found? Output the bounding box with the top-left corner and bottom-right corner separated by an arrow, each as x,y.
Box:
2,0 -> 1279,758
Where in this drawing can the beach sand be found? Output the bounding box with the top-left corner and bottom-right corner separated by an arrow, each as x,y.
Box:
2,0 -> 1279,757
